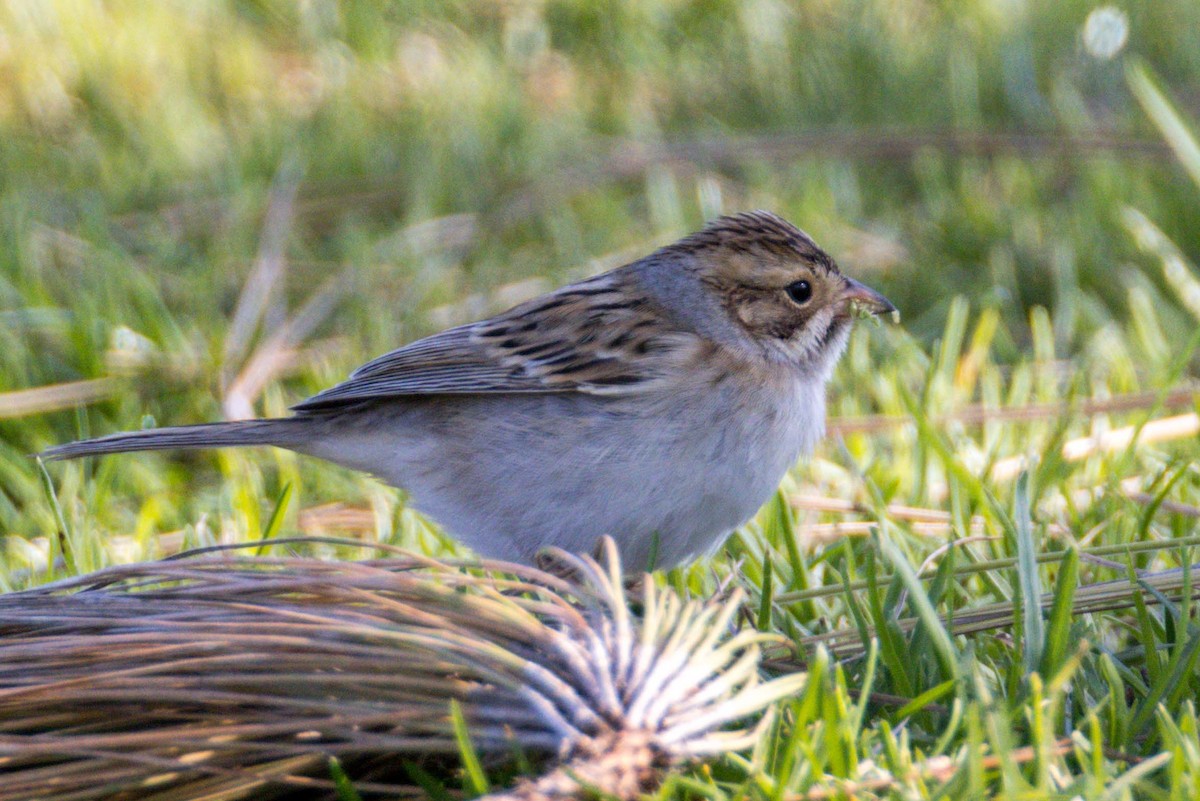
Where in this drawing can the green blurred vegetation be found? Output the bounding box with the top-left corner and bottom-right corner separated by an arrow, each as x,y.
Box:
4,0 -> 1200,541
4,2 -> 1200,798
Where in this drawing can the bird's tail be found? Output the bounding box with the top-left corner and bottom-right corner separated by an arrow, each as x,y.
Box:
39,419 -> 304,461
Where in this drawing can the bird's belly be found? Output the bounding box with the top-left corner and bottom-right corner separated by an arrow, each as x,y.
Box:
310,383 -> 823,567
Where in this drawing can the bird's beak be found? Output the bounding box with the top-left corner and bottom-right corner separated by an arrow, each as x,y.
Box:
838,277 -> 897,321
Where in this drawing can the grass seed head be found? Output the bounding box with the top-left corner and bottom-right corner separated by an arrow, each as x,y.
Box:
0,536 -> 805,801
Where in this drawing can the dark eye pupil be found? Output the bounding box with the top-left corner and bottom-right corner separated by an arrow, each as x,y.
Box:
786,280 -> 812,304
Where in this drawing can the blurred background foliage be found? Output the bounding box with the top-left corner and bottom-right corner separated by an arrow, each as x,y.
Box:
2,0 -> 1200,568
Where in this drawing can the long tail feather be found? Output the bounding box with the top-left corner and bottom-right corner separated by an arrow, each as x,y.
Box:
40,419 -> 302,461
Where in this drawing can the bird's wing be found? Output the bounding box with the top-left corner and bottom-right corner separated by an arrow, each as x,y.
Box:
292,274 -> 696,411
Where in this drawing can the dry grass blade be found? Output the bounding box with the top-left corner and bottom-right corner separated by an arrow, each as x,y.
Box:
992,413 -> 1200,481
221,154 -> 303,386
0,378 -> 118,420
222,271 -> 350,420
789,495 -> 1067,543
218,155 -> 354,421
0,538 -> 805,801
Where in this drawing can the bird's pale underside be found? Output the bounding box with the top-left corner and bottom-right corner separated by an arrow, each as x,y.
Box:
44,211 -> 895,569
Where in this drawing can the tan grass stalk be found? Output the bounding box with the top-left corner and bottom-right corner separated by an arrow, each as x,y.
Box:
0,378 -> 118,420
220,155 -> 302,389
789,495 -> 1069,542
992,413 -> 1200,481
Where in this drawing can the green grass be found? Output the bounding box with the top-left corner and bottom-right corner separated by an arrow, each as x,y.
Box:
3,1 -> 1200,798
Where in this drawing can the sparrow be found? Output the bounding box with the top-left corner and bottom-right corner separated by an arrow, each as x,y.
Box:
43,211 -> 895,569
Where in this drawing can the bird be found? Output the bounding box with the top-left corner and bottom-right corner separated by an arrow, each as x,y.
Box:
42,211 -> 895,569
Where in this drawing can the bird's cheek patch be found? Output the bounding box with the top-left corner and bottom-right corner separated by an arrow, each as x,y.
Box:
731,291 -> 807,341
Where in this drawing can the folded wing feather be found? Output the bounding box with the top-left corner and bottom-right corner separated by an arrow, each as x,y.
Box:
293,274 -> 692,411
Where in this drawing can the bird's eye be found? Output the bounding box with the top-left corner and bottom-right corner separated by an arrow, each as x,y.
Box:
785,280 -> 812,305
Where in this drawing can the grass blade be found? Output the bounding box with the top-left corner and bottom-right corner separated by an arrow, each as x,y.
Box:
255,481 -> 295,555
1039,546 -> 1079,678
1014,472 -> 1043,677
1128,59 -> 1200,190
328,757 -> 365,801
881,537 -> 960,684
